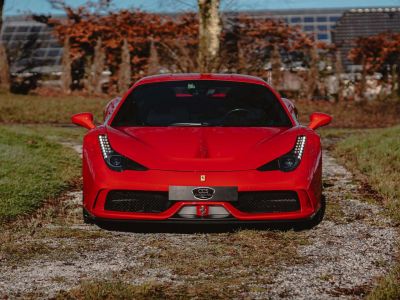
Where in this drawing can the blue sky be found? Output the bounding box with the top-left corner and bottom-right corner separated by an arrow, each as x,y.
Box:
4,0 -> 400,16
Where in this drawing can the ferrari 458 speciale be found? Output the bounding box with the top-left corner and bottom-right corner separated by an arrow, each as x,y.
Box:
72,73 -> 332,227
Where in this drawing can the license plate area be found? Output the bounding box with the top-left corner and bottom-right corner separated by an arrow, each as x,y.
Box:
169,186 -> 238,201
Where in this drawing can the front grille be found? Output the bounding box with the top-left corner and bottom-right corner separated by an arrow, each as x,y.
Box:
233,191 -> 300,213
105,190 -> 171,213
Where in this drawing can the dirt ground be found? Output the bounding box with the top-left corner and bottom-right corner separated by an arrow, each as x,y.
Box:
0,147 -> 397,299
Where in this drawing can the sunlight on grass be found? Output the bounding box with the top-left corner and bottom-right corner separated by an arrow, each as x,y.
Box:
333,125 -> 400,300
0,125 -> 81,223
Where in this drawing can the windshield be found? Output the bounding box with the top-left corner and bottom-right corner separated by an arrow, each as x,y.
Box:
111,80 -> 292,127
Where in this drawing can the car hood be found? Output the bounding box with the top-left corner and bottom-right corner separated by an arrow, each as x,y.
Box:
106,126 -> 299,171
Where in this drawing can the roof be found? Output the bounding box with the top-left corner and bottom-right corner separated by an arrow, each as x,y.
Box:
133,73 -> 269,88
332,9 -> 400,67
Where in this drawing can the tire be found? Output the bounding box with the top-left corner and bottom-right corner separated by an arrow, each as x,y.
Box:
83,208 -> 94,224
294,194 -> 326,230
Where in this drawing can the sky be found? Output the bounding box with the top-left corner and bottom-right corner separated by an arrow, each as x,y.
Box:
4,0 -> 400,16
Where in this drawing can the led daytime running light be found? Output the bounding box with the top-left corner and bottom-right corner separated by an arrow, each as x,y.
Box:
293,136 -> 306,159
99,135 -> 112,159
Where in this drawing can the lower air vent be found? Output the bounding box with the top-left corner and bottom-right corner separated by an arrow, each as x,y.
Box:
105,190 -> 171,213
233,191 -> 300,213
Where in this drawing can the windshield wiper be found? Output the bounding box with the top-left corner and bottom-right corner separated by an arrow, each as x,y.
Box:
169,122 -> 210,126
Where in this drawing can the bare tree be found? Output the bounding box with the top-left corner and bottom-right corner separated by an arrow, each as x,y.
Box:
61,36 -> 72,93
271,44 -> 283,90
198,0 -> 221,73
147,39 -> 160,75
359,54 -> 367,100
391,64 -> 398,98
0,0 -> 10,90
118,39 -> 131,93
88,38 -> 105,94
335,50 -> 344,102
306,44 -> 319,100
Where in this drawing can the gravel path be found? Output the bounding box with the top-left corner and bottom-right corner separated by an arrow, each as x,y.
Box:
0,149 -> 397,299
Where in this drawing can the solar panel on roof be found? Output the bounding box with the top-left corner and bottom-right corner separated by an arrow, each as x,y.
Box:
4,26 -> 15,33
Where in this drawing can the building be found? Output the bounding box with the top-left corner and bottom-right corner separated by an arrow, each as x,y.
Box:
1,16 -> 62,74
245,8 -> 344,43
332,7 -> 400,70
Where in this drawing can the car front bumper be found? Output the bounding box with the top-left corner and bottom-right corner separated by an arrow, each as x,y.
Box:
83,163 -> 322,222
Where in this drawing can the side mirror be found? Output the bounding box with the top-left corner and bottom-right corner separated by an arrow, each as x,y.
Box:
71,112 -> 96,130
308,112 -> 332,130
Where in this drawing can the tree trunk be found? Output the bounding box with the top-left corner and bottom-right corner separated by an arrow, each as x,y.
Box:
271,44 -> 283,90
197,0 -> 221,73
147,39 -> 160,75
393,64 -> 399,98
335,50 -> 344,102
118,39 -> 131,93
359,55 -> 367,101
88,38 -> 105,94
237,39 -> 246,73
0,0 -> 10,91
61,37 -> 72,94
306,45 -> 319,100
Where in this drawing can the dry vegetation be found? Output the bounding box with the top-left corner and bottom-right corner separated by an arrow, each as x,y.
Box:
296,99 -> 400,128
330,126 -> 400,299
0,92 -> 108,124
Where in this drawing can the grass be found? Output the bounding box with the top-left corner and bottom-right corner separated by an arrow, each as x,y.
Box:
368,265 -> 400,300
333,126 -> 400,223
55,279 -> 247,300
0,125 -> 81,223
0,226 -> 112,264
331,126 -> 400,300
0,92 -> 398,128
0,92 -> 108,124
149,229 -> 307,277
295,99 -> 400,128
55,230 -> 308,299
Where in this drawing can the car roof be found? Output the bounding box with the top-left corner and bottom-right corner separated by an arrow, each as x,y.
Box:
133,73 -> 269,88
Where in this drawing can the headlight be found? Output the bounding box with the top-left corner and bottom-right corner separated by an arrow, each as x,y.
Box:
98,135 -> 148,171
258,136 -> 306,172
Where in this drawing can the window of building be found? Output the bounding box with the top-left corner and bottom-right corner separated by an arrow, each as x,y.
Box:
317,33 -> 329,40
304,17 -> 314,22
318,25 -> 328,31
290,17 -> 301,23
30,26 -> 42,33
1,34 -> 12,42
304,25 -> 314,31
329,16 -> 340,22
48,49 -> 60,57
34,49 -> 46,57
317,16 -> 327,22
17,26 -> 29,33
4,26 -> 15,33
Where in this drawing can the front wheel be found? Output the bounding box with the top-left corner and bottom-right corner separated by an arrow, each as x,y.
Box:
83,208 -> 94,224
295,194 -> 326,230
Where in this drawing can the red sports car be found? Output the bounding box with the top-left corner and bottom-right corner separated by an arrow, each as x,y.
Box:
72,73 -> 332,227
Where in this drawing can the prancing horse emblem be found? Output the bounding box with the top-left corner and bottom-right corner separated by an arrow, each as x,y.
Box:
192,187 -> 215,200
200,175 -> 206,182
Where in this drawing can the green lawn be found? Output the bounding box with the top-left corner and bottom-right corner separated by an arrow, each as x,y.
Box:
333,125 -> 400,223
0,92 -> 109,124
332,126 -> 400,300
0,125 -> 81,223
